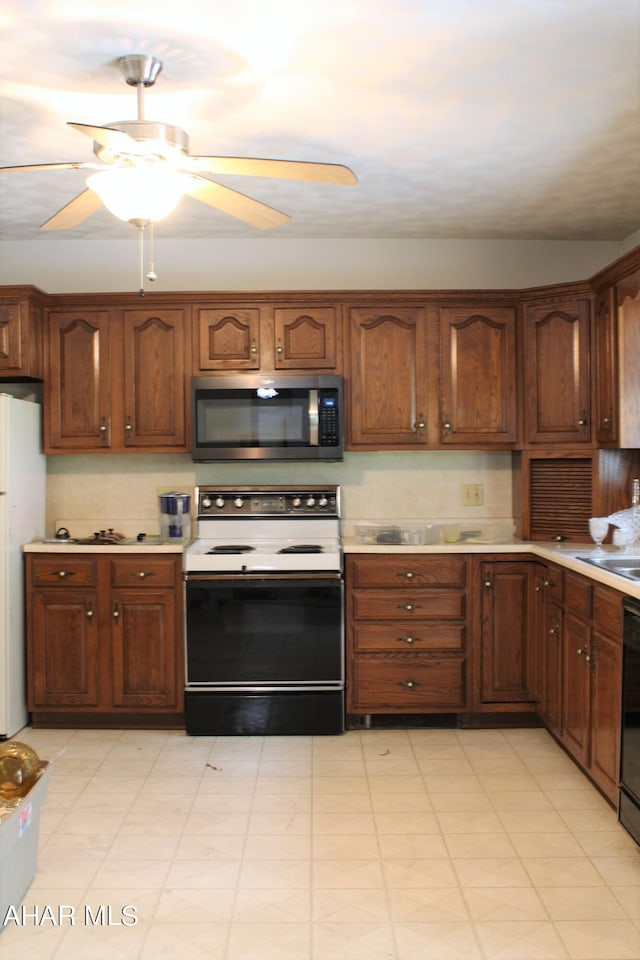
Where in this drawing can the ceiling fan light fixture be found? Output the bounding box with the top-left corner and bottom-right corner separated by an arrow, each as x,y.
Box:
87,166 -> 190,224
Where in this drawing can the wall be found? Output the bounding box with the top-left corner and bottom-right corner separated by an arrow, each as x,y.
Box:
1,236 -> 636,294
45,450 -> 514,540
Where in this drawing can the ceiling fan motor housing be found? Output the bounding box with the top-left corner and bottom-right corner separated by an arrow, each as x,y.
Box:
118,54 -> 162,87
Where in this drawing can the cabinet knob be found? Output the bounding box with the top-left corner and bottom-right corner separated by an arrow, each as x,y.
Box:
99,417 -> 109,441
397,636 -> 422,644
276,339 -> 284,356
86,606 -> 94,619
133,570 -> 156,579
397,603 -> 420,611
414,414 -> 425,432
55,570 -> 74,579
484,579 -> 492,588
113,605 -> 120,620
125,418 -> 133,434
400,571 -> 415,579
442,413 -> 451,435
399,679 -> 417,689
251,338 -> 258,355
578,411 -> 587,427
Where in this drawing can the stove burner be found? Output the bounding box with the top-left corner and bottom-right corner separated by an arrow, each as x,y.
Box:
278,544 -> 324,554
208,545 -> 256,555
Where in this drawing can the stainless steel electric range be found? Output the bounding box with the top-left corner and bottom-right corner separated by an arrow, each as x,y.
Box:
183,485 -> 344,736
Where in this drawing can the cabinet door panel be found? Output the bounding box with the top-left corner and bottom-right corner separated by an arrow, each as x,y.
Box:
0,301 -> 22,372
562,613 -> 591,767
274,307 -> 338,369
111,591 -> 177,707
524,298 -> 591,444
194,306 -> 260,370
479,562 -> 537,703
589,629 -> 621,803
439,306 -> 517,445
348,307 -> 428,446
29,591 -> 100,707
46,311 -> 111,449
122,309 -> 187,448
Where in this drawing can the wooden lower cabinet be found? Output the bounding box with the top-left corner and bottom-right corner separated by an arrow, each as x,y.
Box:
475,558 -> 539,711
346,554 -> 468,718
553,570 -> 622,804
537,563 -> 565,737
26,553 -> 184,726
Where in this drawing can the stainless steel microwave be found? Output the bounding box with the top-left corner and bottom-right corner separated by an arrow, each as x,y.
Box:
191,374 -> 343,461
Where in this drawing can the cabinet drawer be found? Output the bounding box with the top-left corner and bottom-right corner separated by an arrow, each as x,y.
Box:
593,585 -> 622,640
110,557 -> 178,588
347,554 -> 466,588
352,622 -> 465,652
351,589 -> 465,620
352,658 -> 466,709
565,571 -> 593,619
29,556 -> 97,586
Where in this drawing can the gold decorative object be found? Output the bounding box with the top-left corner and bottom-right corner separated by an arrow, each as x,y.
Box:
0,740 -> 42,800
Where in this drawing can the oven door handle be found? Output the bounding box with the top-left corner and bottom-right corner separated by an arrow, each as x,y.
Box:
308,389 -> 319,446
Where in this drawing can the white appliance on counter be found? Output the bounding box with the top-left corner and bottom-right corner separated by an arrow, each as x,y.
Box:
0,395 -> 45,738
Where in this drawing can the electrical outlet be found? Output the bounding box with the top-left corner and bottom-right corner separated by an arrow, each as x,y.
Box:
461,483 -> 484,506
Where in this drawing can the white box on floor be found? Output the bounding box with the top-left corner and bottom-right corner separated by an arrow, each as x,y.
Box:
0,761 -> 52,928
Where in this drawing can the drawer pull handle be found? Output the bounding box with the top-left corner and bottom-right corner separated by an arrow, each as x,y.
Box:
132,570 -> 156,579
397,635 -> 422,644
400,679 -> 418,689
397,603 -> 421,611
55,570 -> 75,579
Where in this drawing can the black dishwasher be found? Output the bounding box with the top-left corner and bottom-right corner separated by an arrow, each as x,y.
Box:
620,597 -> 640,845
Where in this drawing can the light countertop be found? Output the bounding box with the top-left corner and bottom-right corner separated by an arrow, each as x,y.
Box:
23,539 -> 186,554
342,538 -> 640,601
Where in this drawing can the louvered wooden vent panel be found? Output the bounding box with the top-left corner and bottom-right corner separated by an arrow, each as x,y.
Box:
529,458 -> 592,542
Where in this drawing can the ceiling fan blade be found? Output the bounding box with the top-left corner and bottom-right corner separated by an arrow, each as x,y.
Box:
0,161 -> 90,173
40,188 -> 103,231
68,122 -> 138,153
184,176 -> 291,229
187,156 -> 358,185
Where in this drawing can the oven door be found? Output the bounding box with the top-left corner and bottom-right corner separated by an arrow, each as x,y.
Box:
186,573 -> 344,687
185,573 -> 344,736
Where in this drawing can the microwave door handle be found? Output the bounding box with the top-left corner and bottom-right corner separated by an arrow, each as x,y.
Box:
309,389 -> 319,446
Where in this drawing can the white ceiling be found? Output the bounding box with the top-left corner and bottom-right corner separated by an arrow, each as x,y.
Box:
1,0 -> 639,245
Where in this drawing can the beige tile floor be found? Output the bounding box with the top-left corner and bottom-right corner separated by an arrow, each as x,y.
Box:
1,725 -> 639,959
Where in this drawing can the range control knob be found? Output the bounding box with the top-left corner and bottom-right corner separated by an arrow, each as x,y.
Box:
292,497 -> 302,508
215,497 -> 225,509
201,496 -> 212,509
306,497 -> 316,508
318,496 -> 328,508
234,497 -> 244,509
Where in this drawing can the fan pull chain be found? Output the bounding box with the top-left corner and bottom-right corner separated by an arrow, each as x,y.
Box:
146,223 -> 157,283
138,224 -> 145,297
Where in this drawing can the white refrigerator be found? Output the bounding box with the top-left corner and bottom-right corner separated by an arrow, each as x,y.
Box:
0,395 -> 45,738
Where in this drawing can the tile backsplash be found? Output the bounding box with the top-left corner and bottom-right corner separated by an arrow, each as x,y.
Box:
45,450 -> 514,539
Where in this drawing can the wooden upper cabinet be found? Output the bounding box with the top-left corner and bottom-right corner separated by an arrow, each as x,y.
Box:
46,310 -> 112,450
274,306 -> 339,369
193,305 -> 261,371
193,302 -> 341,372
122,309 -> 186,448
439,305 -> 518,446
593,286 -> 618,445
523,295 -> 591,445
0,288 -> 44,380
347,305 -> 429,448
45,305 -> 188,453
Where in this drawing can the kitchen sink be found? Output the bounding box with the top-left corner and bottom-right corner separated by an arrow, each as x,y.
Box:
577,555 -> 640,582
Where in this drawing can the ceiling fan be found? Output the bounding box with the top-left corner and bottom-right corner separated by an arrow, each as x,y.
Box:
0,54 -> 358,232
